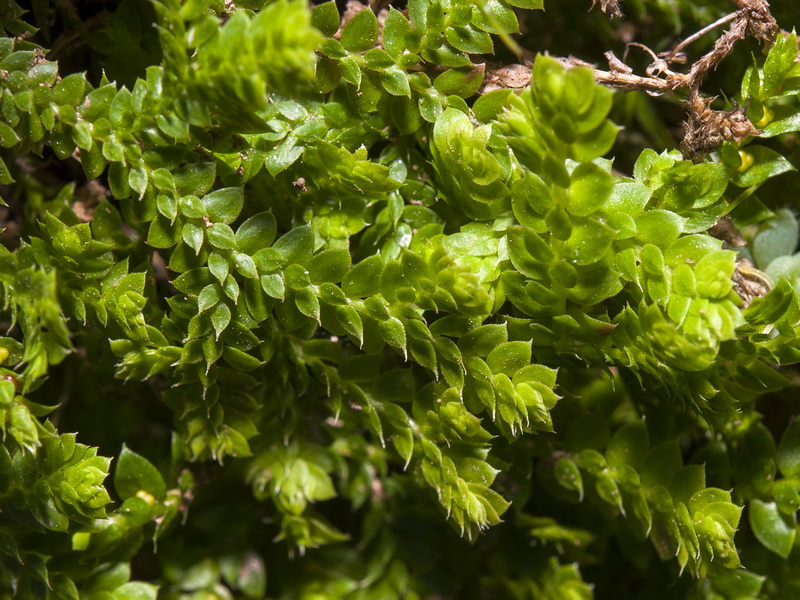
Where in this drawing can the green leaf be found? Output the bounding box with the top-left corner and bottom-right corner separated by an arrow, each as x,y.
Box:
364,48 -> 395,71
642,441 -> 682,488
381,67 -> 411,97
311,1 -> 340,37
197,284 -> 221,313
761,106 -> 800,137
343,255 -> 383,298
606,422 -> 649,471
314,56 -> 342,94
183,223 -> 205,255
564,218 -> 616,266
157,193 -> 178,221
211,303 -> 232,339
595,472 -> 623,512
114,445 -> 167,501
266,142 -> 304,177
472,0 -> 519,34
109,162 -> 132,199
407,0 -> 429,30
566,161 -> 613,217
458,324 -> 508,357
295,288 -> 321,322
174,163 -> 216,197
113,582 -> 159,600
505,0 -> 543,7
731,146 -> 796,188
707,570 -> 765,600
340,8 -> 378,52
180,195 -> 207,219
749,499 -> 796,557
474,89 -> 514,123
383,9 -> 411,59
553,456 -> 583,500
0,122 -> 19,148
202,187 -> 244,224
273,224 -> 314,265
605,181 -> 651,217
434,66 -> 485,99
336,305 -> 363,344
53,73 -> 87,106
379,317 -> 407,355
307,249 -> 352,284
445,25 -> 493,54
762,31 -> 799,97
486,341 -> 531,376
208,223 -> 237,250
233,252 -> 259,279
753,208 -> 799,270
174,269 -> 213,295
669,465 -> 705,506
0,338 -> 23,367
220,552 -> 267,599
209,252 -> 230,284
72,121 -> 93,150
9,404 -> 39,450
635,210 -> 686,248
148,215 -> 182,249
338,55 -> 362,88
778,421 -> 800,479
236,212 -> 277,255
222,346 -> 263,372
81,143 -> 106,180
773,480 -> 800,515
261,273 -> 285,300
392,427 -> 414,467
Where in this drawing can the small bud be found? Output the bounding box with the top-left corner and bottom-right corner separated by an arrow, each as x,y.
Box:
136,490 -> 156,505
737,150 -> 755,173
755,105 -> 774,128
1,374 -> 19,391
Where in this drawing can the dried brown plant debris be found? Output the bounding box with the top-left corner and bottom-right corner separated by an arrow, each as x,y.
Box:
685,1 -> 777,91
708,216 -> 748,248
369,0 -> 392,13
479,63 -> 532,94
554,1 -> 779,161
733,257 -> 772,307
681,95 -> 761,160
72,179 -> 108,223
0,205 -> 20,250
554,55 -> 681,96
591,0 -> 624,19
566,3 -> 777,97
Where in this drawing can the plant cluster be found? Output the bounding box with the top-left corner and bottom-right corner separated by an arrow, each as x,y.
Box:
0,0 -> 799,598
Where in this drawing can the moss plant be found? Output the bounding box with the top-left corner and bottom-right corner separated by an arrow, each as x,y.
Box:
1,0 -> 800,598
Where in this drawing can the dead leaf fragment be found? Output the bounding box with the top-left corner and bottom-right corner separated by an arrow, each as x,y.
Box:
590,0 -> 623,18
72,179 -> 108,223
733,257 -> 772,307
681,97 -> 761,161
479,63 -> 531,94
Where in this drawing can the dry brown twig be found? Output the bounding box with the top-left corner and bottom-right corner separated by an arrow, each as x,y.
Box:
483,0 -> 780,161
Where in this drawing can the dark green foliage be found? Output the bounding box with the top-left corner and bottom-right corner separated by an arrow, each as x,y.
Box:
1,0 -> 800,598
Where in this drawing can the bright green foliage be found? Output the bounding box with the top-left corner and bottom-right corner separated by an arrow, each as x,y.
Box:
1,0 -> 800,598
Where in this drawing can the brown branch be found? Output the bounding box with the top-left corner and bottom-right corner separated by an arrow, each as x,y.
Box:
480,1 -> 779,161
563,1 -> 777,160
664,12 -> 739,63
554,56 -> 686,96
